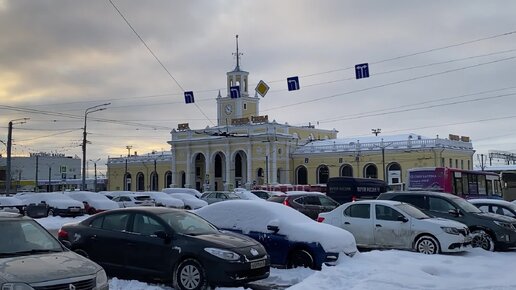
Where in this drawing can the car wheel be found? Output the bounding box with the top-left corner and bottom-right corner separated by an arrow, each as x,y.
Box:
74,249 -> 90,258
414,235 -> 440,254
184,205 -> 192,210
471,230 -> 495,251
288,249 -> 314,269
174,258 -> 208,290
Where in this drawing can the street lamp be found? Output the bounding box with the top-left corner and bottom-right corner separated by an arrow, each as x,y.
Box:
5,118 -> 29,194
89,158 -> 101,192
82,103 -> 110,191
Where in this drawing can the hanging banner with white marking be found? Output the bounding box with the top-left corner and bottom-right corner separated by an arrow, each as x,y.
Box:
287,76 -> 300,91
184,91 -> 195,104
230,86 -> 241,98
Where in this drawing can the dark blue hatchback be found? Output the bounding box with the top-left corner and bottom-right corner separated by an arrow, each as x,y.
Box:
195,200 -> 357,270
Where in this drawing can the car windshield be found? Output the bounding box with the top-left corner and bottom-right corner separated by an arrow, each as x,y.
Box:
0,219 -> 63,257
452,197 -> 482,213
159,212 -> 219,236
395,203 -> 429,219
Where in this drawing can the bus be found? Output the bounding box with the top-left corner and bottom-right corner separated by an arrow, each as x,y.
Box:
326,177 -> 388,204
407,167 -> 502,199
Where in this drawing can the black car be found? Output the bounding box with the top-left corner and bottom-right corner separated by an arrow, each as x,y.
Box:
377,191 -> 516,251
268,192 -> 339,220
58,207 -> 270,290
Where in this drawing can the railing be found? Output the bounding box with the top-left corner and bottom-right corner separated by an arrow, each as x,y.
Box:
108,151 -> 172,164
293,138 -> 473,154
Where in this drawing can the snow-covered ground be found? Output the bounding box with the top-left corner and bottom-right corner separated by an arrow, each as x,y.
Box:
36,216 -> 516,290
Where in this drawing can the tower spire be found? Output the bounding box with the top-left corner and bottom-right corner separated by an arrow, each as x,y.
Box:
232,34 -> 243,71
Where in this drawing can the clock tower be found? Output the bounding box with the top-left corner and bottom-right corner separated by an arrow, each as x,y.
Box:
217,35 -> 259,126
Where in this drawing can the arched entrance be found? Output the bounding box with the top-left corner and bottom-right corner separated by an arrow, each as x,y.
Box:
150,171 -> 158,191
317,165 -> 330,184
124,173 -> 132,191
364,164 -> 378,179
164,171 -> 172,188
340,164 -> 353,177
193,153 -> 207,192
180,171 -> 186,188
136,172 -> 145,191
256,168 -> 264,185
213,152 -> 226,191
233,150 -> 247,189
296,166 -> 308,185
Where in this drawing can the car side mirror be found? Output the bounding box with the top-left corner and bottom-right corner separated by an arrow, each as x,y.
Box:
267,225 -> 279,234
397,216 -> 409,223
448,209 -> 461,217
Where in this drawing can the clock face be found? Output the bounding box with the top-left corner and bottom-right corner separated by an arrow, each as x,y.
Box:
225,104 -> 233,115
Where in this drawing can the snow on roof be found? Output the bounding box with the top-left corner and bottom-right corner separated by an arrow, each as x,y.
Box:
195,200 -> 356,254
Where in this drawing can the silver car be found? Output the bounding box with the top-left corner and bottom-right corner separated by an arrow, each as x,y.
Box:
200,191 -> 240,204
0,212 -> 108,290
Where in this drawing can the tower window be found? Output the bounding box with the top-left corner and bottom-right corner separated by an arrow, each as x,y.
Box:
243,103 -> 247,110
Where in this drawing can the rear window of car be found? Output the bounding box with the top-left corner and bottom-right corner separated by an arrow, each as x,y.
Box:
135,196 -> 152,201
344,204 -> 370,219
268,196 -> 286,203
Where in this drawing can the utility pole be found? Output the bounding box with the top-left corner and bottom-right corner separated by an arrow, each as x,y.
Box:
48,166 -> 51,192
6,118 -> 29,195
89,158 -> 100,192
82,103 -> 110,190
35,156 -> 39,192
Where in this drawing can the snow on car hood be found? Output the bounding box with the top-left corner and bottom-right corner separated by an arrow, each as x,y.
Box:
195,200 -> 357,254
156,197 -> 184,207
19,194 -> 84,209
0,197 -> 24,207
86,199 -> 119,210
0,251 -> 101,284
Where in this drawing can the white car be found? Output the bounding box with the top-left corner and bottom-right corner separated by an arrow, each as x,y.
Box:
195,200 -> 357,269
469,199 -> 516,218
0,196 -> 25,214
64,191 -> 119,214
139,191 -> 184,208
111,194 -> 155,208
166,192 -> 208,210
98,191 -> 134,200
16,192 -> 84,217
162,187 -> 202,198
318,200 -> 471,254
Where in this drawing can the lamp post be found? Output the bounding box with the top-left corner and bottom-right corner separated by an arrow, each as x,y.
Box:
5,118 -> 29,195
82,103 -> 110,191
89,158 -> 101,192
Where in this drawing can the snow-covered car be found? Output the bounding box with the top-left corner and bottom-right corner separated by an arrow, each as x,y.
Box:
201,191 -> 241,204
111,194 -> 155,208
162,187 -> 202,198
195,200 -> 357,270
98,191 -> 134,200
166,192 -> 208,210
318,200 -> 471,254
65,191 -> 119,214
139,191 -> 184,208
16,192 -> 84,217
233,190 -> 264,201
0,196 -> 25,214
469,198 -> 516,218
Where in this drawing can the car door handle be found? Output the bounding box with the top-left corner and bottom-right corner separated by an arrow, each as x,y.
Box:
90,235 -> 97,240
344,222 -> 350,225
375,224 -> 382,227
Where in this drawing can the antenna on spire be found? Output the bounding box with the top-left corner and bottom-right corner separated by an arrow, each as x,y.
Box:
232,34 -> 243,70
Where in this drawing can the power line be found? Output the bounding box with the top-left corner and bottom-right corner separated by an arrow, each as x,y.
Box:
262,55 -> 516,112
107,0 -> 214,126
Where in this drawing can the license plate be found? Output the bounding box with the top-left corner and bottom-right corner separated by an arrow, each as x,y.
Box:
70,208 -> 80,212
250,259 -> 266,269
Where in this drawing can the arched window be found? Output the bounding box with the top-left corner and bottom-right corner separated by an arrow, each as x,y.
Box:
340,164 -> 353,177
387,163 -> 402,184
136,172 -> 145,191
296,166 -> 308,185
164,171 -> 172,188
256,168 -> 264,185
364,164 -> 378,179
215,154 -> 223,178
317,165 -> 330,184
150,171 -> 158,191
124,173 -> 132,191
180,171 -> 186,188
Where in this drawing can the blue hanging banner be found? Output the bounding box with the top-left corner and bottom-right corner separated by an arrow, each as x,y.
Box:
355,63 -> 370,79
184,91 -> 195,104
287,76 -> 300,91
230,86 -> 241,99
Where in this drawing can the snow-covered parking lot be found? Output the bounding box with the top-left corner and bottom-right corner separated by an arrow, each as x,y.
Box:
37,216 -> 516,290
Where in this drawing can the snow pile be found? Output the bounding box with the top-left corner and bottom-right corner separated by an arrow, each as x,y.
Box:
35,215 -> 90,230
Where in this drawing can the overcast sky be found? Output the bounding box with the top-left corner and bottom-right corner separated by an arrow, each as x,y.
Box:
1,0 -> 516,175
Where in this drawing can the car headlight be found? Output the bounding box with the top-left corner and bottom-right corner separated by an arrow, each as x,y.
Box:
1,283 -> 35,290
204,247 -> 240,261
494,221 -> 516,231
96,269 -> 108,288
441,227 -> 460,235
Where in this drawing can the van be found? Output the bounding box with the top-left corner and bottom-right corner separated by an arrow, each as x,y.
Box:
326,177 -> 388,204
